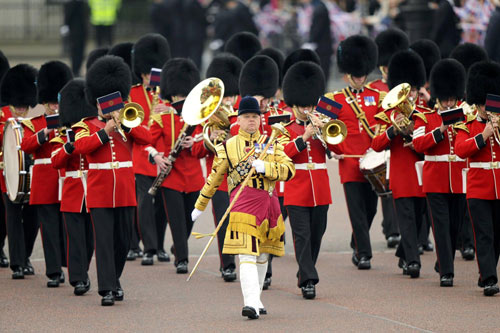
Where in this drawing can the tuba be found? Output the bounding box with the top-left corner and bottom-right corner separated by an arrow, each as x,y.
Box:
202,102 -> 232,152
382,83 -> 415,135
148,78 -> 224,196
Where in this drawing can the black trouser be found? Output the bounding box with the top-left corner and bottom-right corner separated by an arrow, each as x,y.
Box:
136,175 -> 168,254
129,215 -> 141,252
90,207 -> 133,295
419,207 -> 432,246
344,182 -> 378,259
38,204 -> 64,278
427,193 -> 466,277
94,25 -> 113,47
3,194 -> 38,270
211,190 -> 234,270
63,209 -> 94,286
459,209 -> 475,250
161,188 -> 199,264
394,197 -> 426,265
381,194 -> 399,238
0,198 -> 6,251
287,205 -> 329,287
69,32 -> 86,76
468,199 -> 500,284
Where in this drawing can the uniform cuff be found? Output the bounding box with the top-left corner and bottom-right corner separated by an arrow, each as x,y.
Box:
37,130 -> 47,145
295,137 -> 307,152
474,134 -> 486,149
121,124 -> 132,133
97,129 -> 110,144
386,126 -> 396,140
432,128 -> 444,143
63,142 -> 75,155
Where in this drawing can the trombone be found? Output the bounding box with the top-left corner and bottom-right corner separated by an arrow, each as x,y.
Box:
112,102 -> 145,142
487,111 -> 500,145
302,108 -> 347,159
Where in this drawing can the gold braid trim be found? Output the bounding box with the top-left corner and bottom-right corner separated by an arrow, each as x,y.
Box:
21,118 -> 35,132
228,212 -> 285,243
49,136 -> 65,145
72,120 -> 90,140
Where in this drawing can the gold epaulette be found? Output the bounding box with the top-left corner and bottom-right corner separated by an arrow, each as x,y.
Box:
72,119 -> 90,140
378,91 -> 387,107
150,112 -> 165,128
453,122 -> 470,133
418,105 -> 433,113
228,111 -> 238,118
283,120 -> 294,127
324,92 -> 338,100
21,118 -> 35,132
374,111 -> 391,124
413,112 -> 428,124
49,136 -> 65,145
466,113 -> 476,123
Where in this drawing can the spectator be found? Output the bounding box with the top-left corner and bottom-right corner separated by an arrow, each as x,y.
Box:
456,0 -> 494,46
63,0 -> 90,76
88,0 -> 121,47
484,0 -> 500,62
430,0 -> 461,58
183,0 -> 209,69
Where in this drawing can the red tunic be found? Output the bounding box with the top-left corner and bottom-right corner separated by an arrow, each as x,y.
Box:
412,109 -> 466,194
20,115 -> 60,205
455,115 -> 500,200
371,108 -> 426,199
51,136 -> 88,213
283,119 -> 333,207
150,111 -> 205,193
72,117 -> 151,208
367,79 -> 389,92
329,87 -> 384,184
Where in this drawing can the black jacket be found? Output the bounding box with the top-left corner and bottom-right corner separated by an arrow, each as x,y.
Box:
310,0 -> 333,56
485,7 -> 500,63
430,0 -> 461,58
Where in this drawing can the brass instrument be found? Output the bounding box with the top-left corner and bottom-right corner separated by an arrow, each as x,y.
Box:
148,78 -> 224,196
487,111 -> 500,145
382,83 -> 415,136
303,108 -> 347,159
112,102 -> 145,142
151,86 -> 160,114
202,102 -> 232,152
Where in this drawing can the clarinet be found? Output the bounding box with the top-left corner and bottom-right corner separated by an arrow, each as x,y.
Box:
148,124 -> 196,196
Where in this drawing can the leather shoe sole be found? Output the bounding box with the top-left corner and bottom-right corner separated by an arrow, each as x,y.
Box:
242,306 -> 259,319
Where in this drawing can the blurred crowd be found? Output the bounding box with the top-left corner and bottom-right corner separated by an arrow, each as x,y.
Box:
62,0 -> 500,80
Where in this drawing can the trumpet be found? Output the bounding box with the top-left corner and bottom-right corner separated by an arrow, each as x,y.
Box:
202,102 -> 232,152
112,102 -> 145,142
487,111 -> 500,145
382,83 -> 415,139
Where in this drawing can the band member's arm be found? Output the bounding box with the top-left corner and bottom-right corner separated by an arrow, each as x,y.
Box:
122,124 -> 152,145
50,137 -> 72,169
194,144 -> 229,211
371,111 -> 393,152
190,126 -> 209,158
20,119 -> 47,154
455,125 -> 482,159
261,141 -> 295,182
72,120 -> 110,155
412,115 -> 442,153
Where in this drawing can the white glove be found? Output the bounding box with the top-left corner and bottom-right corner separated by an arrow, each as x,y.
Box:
191,208 -> 203,221
252,159 -> 266,174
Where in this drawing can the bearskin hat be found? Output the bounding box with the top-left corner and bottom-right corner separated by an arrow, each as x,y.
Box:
466,61 -> 500,106
283,61 -> 325,107
160,58 -> 200,101
450,43 -> 489,72
387,50 -> 426,90
283,49 -> 321,79
85,56 -> 132,106
37,61 -> 73,104
0,64 -> 38,107
375,28 -> 409,67
206,53 -> 243,97
239,55 -> 278,98
430,59 -> 466,101
86,47 -> 109,71
108,42 -> 133,69
0,50 -> 9,82
224,32 -> 262,63
410,39 -> 441,82
337,35 -> 378,77
257,48 -> 285,87
132,34 -> 171,78
59,78 -> 98,126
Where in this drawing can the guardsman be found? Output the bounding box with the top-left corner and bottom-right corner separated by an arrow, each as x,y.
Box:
224,31 -> 262,63
21,60 -> 73,287
130,33 -> 171,265
455,61 -> 500,296
449,42 -> 489,261
371,50 -> 429,278
368,28 -> 410,249
51,78 -> 95,296
108,41 -> 141,84
191,96 -> 295,319
204,53 -> 243,281
410,39 -> 441,111
281,61 -> 331,299
149,58 -> 204,274
0,64 -> 39,279
72,55 -> 151,306
85,46 -> 109,72
412,59 -> 468,287
0,50 -> 10,268
329,35 -> 384,270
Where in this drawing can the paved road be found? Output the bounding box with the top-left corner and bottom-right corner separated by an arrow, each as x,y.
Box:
1,161 -> 499,332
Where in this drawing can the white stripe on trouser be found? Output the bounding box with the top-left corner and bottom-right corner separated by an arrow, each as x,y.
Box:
239,253 -> 269,312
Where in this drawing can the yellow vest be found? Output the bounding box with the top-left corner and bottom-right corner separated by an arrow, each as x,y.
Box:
89,0 -> 121,26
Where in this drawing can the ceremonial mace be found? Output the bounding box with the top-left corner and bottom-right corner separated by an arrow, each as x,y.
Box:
187,123 -> 285,281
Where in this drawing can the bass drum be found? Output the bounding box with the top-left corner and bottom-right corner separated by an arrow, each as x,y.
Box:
3,118 -> 32,203
359,148 -> 391,197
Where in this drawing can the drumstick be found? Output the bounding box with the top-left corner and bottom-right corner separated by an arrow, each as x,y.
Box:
341,154 -> 364,158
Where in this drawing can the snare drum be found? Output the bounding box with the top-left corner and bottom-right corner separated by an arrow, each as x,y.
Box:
2,118 -> 32,203
359,148 -> 391,197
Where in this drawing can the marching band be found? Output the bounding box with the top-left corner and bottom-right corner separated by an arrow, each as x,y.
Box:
1,29 -> 500,316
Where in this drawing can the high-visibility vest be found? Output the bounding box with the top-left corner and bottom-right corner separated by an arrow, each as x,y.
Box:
89,0 -> 121,26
